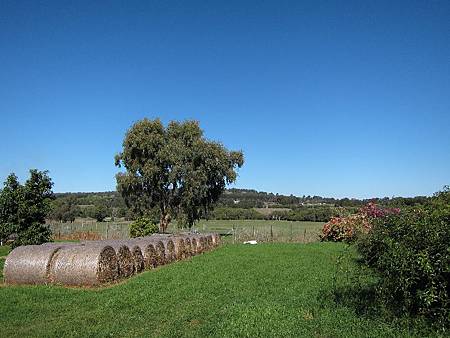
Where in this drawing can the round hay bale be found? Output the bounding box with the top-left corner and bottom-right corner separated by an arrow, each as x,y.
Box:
139,238 -> 166,265
211,233 -> 221,247
130,240 -> 158,269
118,241 -> 145,273
171,237 -> 186,260
183,237 -> 192,257
157,238 -> 176,263
49,245 -> 118,286
4,245 -> 64,285
205,235 -> 213,250
189,237 -> 199,255
82,240 -> 145,274
101,243 -> 134,278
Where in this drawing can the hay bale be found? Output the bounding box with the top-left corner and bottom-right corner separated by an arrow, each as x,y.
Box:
157,238 -> 176,263
129,240 -> 158,269
117,240 -> 145,273
98,242 -> 134,278
49,245 -> 118,286
171,237 -> 186,260
82,240 -> 144,275
137,238 -> 166,265
4,245 -> 64,285
183,237 -> 192,257
205,234 -> 213,249
186,235 -> 204,253
188,237 -> 197,255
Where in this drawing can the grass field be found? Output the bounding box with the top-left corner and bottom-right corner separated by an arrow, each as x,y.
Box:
0,243 -> 430,337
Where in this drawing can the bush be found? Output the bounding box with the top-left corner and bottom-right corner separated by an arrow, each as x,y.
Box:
321,202 -> 399,242
129,217 -> 159,238
356,188 -> 450,327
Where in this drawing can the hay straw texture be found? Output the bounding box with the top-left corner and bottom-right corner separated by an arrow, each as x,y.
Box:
118,241 -> 145,273
4,245 -> 63,285
129,240 -> 158,269
97,242 -> 134,278
138,238 -> 166,266
171,237 -> 186,260
156,238 -> 176,263
212,233 -> 221,247
206,234 -> 214,248
49,245 -> 118,286
183,237 -> 192,257
189,237 -> 199,254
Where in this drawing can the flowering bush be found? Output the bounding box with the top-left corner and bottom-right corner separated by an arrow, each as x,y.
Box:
356,189 -> 450,327
321,202 -> 399,242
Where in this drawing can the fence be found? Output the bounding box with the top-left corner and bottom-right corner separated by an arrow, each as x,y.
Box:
48,219 -> 323,243
48,220 -> 131,241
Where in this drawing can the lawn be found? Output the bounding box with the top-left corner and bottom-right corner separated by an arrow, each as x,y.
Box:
0,243 -> 428,337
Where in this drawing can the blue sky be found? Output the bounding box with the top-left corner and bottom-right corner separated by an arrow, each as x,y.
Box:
1,0 -> 449,198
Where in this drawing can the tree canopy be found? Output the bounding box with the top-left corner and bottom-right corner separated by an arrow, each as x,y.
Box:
0,169 -> 54,247
115,118 -> 244,231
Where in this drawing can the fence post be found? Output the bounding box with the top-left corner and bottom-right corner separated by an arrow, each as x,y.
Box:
290,223 -> 293,242
233,225 -> 236,244
106,223 -> 109,240
303,228 -> 306,242
270,224 -> 273,242
252,225 -> 255,238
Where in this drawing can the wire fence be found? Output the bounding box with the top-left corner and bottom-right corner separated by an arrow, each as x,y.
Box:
48,219 -> 323,243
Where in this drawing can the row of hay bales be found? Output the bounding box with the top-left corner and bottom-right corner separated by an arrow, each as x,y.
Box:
3,233 -> 220,287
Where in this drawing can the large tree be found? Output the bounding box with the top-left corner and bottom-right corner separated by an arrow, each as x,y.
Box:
115,118 -> 244,232
0,169 -> 54,247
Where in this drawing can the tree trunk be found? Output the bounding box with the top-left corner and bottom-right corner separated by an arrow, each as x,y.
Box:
159,212 -> 171,233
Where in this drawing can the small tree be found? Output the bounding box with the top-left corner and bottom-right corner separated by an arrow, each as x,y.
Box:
115,118 -> 244,232
0,170 -> 54,247
93,205 -> 108,222
129,217 -> 159,238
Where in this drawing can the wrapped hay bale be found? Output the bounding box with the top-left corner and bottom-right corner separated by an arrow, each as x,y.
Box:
119,241 -> 145,273
82,240 -> 144,275
138,238 -> 166,266
205,234 -> 213,250
211,233 -> 221,247
183,237 -> 192,257
171,237 -> 186,260
156,238 -> 176,263
188,237 -> 199,255
130,240 -> 158,269
49,245 -> 118,286
98,242 -> 134,278
4,244 -> 65,285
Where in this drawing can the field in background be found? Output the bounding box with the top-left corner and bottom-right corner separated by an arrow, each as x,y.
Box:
47,219 -> 324,242
0,243 -> 424,337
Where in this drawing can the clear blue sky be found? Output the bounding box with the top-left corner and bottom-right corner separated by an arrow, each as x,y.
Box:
1,0 -> 449,198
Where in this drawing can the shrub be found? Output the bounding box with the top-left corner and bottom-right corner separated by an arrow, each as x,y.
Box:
321,202 -> 399,242
129,217 -> 159,238
356,188 -> 450,327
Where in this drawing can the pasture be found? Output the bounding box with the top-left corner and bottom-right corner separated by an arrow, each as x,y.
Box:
0,243 -> 428,337
48,219 -> 324,242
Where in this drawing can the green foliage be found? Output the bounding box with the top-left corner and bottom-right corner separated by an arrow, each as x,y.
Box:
0,170 -> 54,248
208,207 -> 265,220
115,118 -> 244,231
49,197 -> 80,222
356,188 -> 450,327
92,205 -> 108,222
129,217 -> 159,238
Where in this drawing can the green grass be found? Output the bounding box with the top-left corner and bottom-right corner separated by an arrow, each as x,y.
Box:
0,245 -> 11,257
0,243 -> 431,337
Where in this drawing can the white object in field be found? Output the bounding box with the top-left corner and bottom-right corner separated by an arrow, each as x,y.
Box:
243,240 -> 257,245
